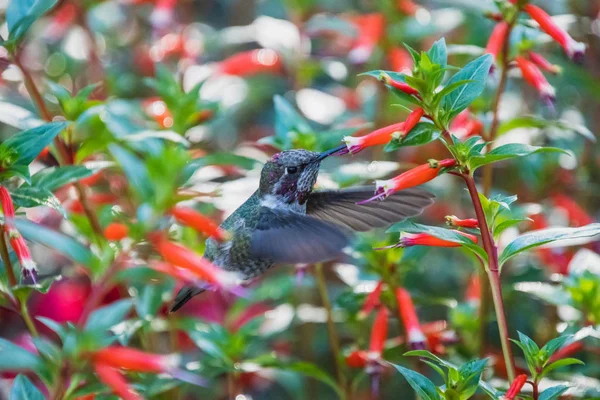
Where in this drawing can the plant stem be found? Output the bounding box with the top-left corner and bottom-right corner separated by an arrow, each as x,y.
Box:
314,262 -> 347,395
20,298 -> 39,337
12,51 -> 104,239
463,174 -> 516,381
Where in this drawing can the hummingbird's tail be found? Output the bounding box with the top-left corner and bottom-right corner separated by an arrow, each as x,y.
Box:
170,286 -> 206,313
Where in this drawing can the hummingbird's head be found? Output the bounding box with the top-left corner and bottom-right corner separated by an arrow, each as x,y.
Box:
259,149 -> 325,205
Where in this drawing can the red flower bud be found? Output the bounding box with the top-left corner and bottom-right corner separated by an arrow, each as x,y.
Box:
379,72 -> 420,97
343,122 -> 406,154
104,223 -> 129,241
92,347 -> 179,373
346,350 -> 368,368
504,374 -> 528,400
486,22 -> 509,59
369,307 -> 389,357
395,288 -> 426,350
217,49 -> 283,77
359,281 -> 384,319
170,207 -> 230,242
515,56 -> 555,106
524,4 -> 585,63
359,159 -> 456,203
94,363 -> 142,400
528,52 -> 561,75
445,215 -> 479,229
0,186 -> 16,231
385,230 -> 478,249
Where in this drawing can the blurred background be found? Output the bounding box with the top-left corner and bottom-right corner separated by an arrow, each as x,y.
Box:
0,0 -> 598,399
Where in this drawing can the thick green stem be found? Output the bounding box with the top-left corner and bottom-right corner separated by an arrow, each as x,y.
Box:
314,263 -> 347,395
463,174 -> 516,381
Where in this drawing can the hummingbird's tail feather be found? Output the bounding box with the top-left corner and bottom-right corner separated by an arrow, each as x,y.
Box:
170,286 -> 205,313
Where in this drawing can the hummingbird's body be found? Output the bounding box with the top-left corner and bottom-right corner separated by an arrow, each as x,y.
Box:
170,149 -> 434,312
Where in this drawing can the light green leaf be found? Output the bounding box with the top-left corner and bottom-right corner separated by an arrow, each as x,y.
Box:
427,38 -> 447,68
499,223 -> 600,266
498,116 -> 595,142
10,187 -> 65,218
469,144 -> 567,170
9,375 -> 45,400
539,358 -> 583,380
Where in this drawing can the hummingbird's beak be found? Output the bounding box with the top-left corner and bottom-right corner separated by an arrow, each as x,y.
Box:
316,144 -> 348,161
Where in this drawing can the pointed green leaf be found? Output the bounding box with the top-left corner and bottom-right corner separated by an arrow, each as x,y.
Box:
359,70 -> 421,104
9,375 -> 45,400
384,123 -> 441,152
0,338 -> 43,372
6,0 -> 59,43
84,299 -> 133,332
390,363 -> 443,400
498,116 -> 595,142
427,38 -> 447,68
538,385 -> 570,400
469,144 -> 567,170
539,358 -> 583,380
15,219 -> 95,268
540,335 -> 572,363
30,165 -> 95,191
499,223 -> 600,266
441,54 -> 492,123
10,187 -> 65,217
1,122 -> 68,166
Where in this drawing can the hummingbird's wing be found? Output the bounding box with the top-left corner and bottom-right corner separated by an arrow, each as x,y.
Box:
306,186 -> 434,232
249,207 -> 349,264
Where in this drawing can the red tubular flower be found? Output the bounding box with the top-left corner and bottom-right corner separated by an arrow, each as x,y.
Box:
465,274 -> 481,305
170,207 -> 229,242
346,350 -> 368,368
515,56 -> 555,106
548,341 -> 584,364
104,223 -> 129,241
150,261 -> 201,284
384,230 -> 479,249
449,110 -> 483,139
388,46 -> 413,74
217,49 -> 283,77
395,288 -> 426,350
524,4 -> 586,63
551,194 -> 594,226
359,281 -> 384,319
486,21 -> 509,59
0,186 -> 16,231
379,72 -> 420,97
369,307 -> 389,359
94,363 -> 142,400
92,347 -> 178,373
9,235 -> 37,282
504,374 -> 528,400
528,52 -> 561,75
359,159 -> 456,203
150,234 -> 245,296
446,215 -> 479,229
348,13 -> 385,63
343,122 -> 406,154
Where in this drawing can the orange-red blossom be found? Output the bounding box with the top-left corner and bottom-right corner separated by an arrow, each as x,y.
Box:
170,206 -> 230,242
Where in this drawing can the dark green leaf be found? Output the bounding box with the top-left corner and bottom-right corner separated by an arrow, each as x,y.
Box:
499,223 -> 600,266
512,331 -> 540,373
384,123 -> 441,152
0,338 -> 43,372
10,187 -> 65,217
30,165 -> 95,191
469,144 -> 567,170
441,55 -> 492,123
538,385 -> 570,400
84,299 -> 133,332
9,375 -> 44,400
390,363 -> 442,400
109,145 -> 153,199
15,219 -> 95,268
1,122 -> 68,166
6,0 -> 59,43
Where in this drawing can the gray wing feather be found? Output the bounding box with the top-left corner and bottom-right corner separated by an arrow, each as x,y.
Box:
249,208 -> 349,264
306,186 -> 434,232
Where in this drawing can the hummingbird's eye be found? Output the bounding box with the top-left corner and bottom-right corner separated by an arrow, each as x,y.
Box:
286,166 -> 298,174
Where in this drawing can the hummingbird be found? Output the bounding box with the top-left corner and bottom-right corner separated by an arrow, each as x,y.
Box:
170,146 -> 434,312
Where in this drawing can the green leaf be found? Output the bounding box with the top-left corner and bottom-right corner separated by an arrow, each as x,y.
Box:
84,299 -> 133,332
9,375 -> 45,400
427,38 -> 447,68
538,385 -> 570,400
404,350 -> 457,371
512,331 -> 540,373
494,218 -> 531,238
109,145 -> 153,200
0,338 -> 43,372
457,359 -> 488,398
384,123 -> 441,152
469,144 -> 567,170
390,363 -> 442,400
539,335 -> 572,363
499,223 -> 600,266
15,219 -> 95,268
441,54 -> 493,123
498,116 -> 595,142
255,356 -> 346,400
387,221 -> 487,261
539,358 -> 583,380
10,187 -> 65,218
274,95 -> 312,141
1,122 -> 68,166
30,165 -> 95,191
36,317 -> 65,338
478,380 -> 502,400
6,0 -> 59,43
